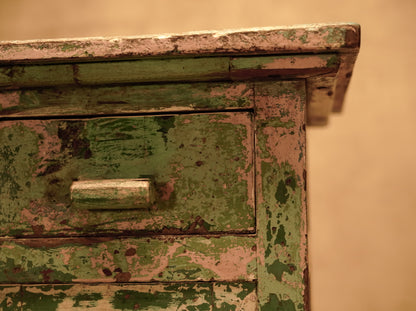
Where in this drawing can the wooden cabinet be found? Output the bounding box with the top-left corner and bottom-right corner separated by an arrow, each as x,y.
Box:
0,23 -> 359,310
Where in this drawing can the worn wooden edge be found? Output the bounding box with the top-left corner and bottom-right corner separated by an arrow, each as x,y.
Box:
0,23 -> 360,64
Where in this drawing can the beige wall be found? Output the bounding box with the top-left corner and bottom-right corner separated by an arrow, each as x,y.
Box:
1,1 -> 415,310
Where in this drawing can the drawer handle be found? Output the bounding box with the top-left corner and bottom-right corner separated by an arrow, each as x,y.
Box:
70,178 -> 155,210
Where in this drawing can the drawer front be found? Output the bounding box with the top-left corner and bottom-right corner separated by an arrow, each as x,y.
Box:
0,112 -> 254,237
1,283 -> 257,310
0,236 -> 257,284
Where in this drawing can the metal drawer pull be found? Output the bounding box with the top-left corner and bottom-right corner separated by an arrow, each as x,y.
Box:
71,178 -> 155,210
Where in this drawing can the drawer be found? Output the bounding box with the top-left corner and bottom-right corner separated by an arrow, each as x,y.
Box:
0,111 -> 254,237
1,282 -> 257,310
0,236 -> 257,283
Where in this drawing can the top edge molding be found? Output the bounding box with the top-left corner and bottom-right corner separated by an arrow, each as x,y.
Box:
0,23 -> 360,65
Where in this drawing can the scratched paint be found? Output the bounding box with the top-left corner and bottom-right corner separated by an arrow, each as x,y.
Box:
0,112 -> 254,237
0,236 -> 256,283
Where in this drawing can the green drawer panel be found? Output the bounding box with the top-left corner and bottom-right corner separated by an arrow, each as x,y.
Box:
0,236 -> 257,284
18,282 -> 256,311
0,112 -> 254,237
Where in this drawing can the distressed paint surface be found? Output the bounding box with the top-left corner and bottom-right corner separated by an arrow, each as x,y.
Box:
19,283 -> 213,311
213,282 -> 257,310
0,53 -> 356,125
230,54 -> 339,79
0,82 -> 254,117
0,54 -> 339,90
0,286 -> 21,310
254,81 -> 308,310
0,282 -> 256,310
0,58 -> 231,88
0,24 -> 360,63
0,23 -> 360,310
0,236 -> 257,284
0,112 -> 254,237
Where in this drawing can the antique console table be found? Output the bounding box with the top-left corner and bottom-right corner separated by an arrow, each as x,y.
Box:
0,23 -> 359,310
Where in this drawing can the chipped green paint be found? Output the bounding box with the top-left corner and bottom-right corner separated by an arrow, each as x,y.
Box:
60,43 -> 79,52
322,54 -> 340,68
320,26 -> 347,44
0,112 -> 254,236
0,236 -> 257,283
0,286 -> 21,310
267,258 -> 296,281
0,82 -> 253,116
255,81 -> 308,311
298,33 -> 309,44
20,283 -> 212,310
13,282 -> 256,310
0,64 -> 74,88
280,29 -> 297,41
213,282 -> 257,310
231,54 -> 339,78
0,57 -> 231,88
76,57 -> 230,85
262,294 -> 296,311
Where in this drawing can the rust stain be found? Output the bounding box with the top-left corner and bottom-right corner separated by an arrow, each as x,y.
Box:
115,272 -> 131,282
303,266 -> 310,311
40,269 -> 54,282
124,248 -> 137,256
31,224 -> 44,236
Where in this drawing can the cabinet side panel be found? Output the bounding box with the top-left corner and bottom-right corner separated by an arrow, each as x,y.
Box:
255,81 -> 308,311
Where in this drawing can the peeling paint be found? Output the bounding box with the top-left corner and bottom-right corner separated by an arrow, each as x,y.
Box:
0,236 -> 256,284
255,81 -> 308,311
0,113 -> 255,237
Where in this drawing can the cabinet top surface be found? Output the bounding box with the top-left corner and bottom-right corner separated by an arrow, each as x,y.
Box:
0,23 -> 360,125
0,23 -> 360,64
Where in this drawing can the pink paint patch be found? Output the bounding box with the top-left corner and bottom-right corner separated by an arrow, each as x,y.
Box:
160,180 -> 176,201
0,92 -> 19,109
179,245 -> 256,281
